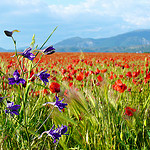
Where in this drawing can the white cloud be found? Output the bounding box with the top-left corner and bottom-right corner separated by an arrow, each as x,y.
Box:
2,0 -> 150,26
1,0 -> 150,49
47,0 -> 150,26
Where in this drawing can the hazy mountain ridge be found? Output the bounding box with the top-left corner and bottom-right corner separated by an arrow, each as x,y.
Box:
1,29 -> 150,52
54,29 -> 150,52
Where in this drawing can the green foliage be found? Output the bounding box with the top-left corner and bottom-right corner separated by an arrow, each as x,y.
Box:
0,29 -> 150,149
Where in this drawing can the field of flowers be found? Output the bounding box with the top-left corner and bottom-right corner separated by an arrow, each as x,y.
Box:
0,30 -> 150,149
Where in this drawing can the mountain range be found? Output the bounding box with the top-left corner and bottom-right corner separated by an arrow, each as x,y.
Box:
1,29 -> 150,53
54,29 -> 150,53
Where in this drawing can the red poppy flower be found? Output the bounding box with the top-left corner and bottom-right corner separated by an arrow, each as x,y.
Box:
76,73 -> 84,81
49,82 -> 60,93
132,72 -> 138,78
97,75 -> 103,82
124,107 -> 136,116
126,72 -> 132,78
124,63 -> 129,68
112,79 -> 127,93
101,69 -> 107,73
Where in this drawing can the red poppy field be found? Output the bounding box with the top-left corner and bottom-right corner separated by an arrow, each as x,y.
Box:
0,52 -> 150,149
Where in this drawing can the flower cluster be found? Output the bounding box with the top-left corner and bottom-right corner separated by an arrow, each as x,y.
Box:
124,106 -> 136,116
112,79 -> 127,93
3,29 -> 68,145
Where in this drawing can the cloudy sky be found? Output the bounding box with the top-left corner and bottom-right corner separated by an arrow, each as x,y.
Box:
1,0 -> 150,49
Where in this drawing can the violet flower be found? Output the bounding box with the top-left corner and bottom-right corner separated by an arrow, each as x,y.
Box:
18,47 -> 35,61
43,96 -> 67,112
36,70 -> 50,85
0,97 -> 5,103
5,101 -> 21,116
4,30 -> 20,37
38,124 -> 68,143
38,125 -> 61,143
8,70 -> 26,85
42,46 -> 55,55
57,125 -> 68,135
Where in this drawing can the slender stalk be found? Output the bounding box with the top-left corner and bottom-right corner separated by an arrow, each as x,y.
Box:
54,140 -> 60,150
25,126 -> 31,150
35,26 -> 58,57
25,26 -> 58,73
11,36 -> 24,75
30,54 -> 43,71
41,135 -> 48,150
35,106 -> 55,133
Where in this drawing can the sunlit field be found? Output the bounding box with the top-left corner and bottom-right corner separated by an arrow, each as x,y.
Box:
0,50 -> 150,150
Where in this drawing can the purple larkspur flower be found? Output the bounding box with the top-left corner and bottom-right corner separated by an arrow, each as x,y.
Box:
38,125 -> 61,143
8,70 -> 26,85
4,30 -> 13,37
36,70 -> 50,85
19,47 -> 35,61
0,97 -> 5,103
43,96 -> 67,112
4,30 -> 20,37
38,124 -> 68,143
5,101 -> 21,116
57,125 -> 68,135
42,46 -> 55,55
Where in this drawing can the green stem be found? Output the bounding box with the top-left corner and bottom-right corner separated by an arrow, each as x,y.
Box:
35,26 -> 58,57
25,126 -> 31,150
35,106 -> 55,133
25,26 -> 58,73
54,139 -> 60,150
41,135 -> 48,150
11,36 -> 24,75
30,54 -> 43,71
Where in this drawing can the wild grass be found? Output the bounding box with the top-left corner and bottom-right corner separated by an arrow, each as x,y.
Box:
0,29 -> 150,150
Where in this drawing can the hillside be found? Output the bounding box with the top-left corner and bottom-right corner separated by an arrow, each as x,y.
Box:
54,29 -> 150,52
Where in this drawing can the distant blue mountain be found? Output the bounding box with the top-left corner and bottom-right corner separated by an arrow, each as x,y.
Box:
0,47 -> 8,52
1,29 -> 150,52
54,29 -> 150,52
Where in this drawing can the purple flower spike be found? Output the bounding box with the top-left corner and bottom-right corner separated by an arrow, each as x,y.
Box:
38,125 -> 61,143
37,70 -> 50,85
5,101 -> 21,117
39,124 -> 68,143
4,30 -> 13,37
8,70 -> 26,85
42,46 -> 55,55
19,47 -> 35,61
4,30 -> 20,37
43,96 -> 67,112
57,125 -> 68,135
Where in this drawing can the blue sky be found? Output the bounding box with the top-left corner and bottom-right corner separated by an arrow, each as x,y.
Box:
1,0 -> 150,50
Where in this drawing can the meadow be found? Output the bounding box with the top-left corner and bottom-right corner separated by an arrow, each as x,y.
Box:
0,51 -> 150,150
0,30 -> 150,150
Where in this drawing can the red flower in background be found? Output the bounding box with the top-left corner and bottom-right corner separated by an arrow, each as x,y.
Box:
30,70 -> 35,82
126,72 -> 132,78
101,69 -> 107,73
124,107 -> 136,116
49,82 -> 60,93
76,73 -> 84,81
124,63 -> 130,68
112,79 -> 127,93
97,75 -> 103,82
